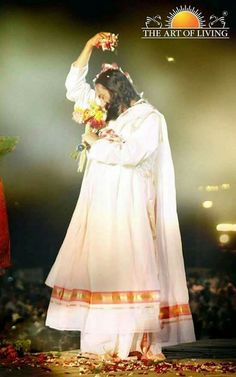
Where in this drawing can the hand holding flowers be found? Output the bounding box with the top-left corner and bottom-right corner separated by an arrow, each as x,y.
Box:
95,32 -> 118,51
87,32 -> 118,52
81,130 -> 99,147
72,100 -> 107,172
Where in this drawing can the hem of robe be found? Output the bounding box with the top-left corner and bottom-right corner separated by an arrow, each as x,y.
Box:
79,331 -> 162,358
45,295 -> 195,347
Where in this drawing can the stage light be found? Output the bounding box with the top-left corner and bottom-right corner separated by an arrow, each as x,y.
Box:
206,185 -> 219,192
166,56 -> 175,62
216,224 -> 236,232
198,183 -> 231,192
219,234 -> 230,244
202,200 -> 213,208
221,183 -> 230,190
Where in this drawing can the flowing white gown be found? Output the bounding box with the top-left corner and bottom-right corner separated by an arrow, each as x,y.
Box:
44,62 -> 196,358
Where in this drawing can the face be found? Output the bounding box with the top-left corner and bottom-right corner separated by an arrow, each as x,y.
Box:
95,82 -> 122,122
95,84 -> 111,109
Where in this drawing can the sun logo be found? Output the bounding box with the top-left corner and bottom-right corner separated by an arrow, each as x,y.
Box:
166,5 -> 206,29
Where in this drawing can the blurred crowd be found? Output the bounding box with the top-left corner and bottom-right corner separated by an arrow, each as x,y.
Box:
0,270 -> 80,352
0,268 -> 236,352
188,272 -> 236,339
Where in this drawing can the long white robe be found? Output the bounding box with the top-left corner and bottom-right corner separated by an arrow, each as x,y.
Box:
44,62 -> 196,357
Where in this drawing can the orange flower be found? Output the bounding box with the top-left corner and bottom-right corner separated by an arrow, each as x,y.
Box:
73,100 -> 107,131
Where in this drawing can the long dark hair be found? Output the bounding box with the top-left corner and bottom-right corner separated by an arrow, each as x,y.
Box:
94,68 -> 142,122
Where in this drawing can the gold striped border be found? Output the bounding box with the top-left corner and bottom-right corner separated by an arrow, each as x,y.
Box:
161,316 -> 193,325
51,286 -> 160,305
51,286 -> 192,319
160,303 -> 191,319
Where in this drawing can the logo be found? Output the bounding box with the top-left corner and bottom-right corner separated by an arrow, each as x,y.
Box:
142,5 -> 229,39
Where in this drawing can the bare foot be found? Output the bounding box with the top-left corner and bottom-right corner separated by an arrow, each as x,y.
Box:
141,350 -> 166,361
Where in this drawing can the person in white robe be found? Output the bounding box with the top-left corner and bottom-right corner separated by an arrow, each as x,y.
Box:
44,32 -> 196,361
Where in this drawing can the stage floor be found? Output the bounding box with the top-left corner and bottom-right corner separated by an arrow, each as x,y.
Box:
163,338 -> 236,359
0,339 -> 235,376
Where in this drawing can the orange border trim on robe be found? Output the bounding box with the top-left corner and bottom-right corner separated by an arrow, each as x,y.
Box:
51,286 -> 192,320
51,286 -> 160,305
160,303 -> 192,320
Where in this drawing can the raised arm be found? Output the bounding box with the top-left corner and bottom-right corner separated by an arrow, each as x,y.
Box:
65,32 -> 111,108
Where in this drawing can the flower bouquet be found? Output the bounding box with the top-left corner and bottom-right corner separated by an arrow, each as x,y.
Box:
72,100 -> 107,172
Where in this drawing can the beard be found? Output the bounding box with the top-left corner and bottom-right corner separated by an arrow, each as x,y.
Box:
104,97 -> 121,122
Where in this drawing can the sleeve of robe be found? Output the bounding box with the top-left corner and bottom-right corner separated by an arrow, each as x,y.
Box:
87,112 -> 163,167
65,62 -> 96,108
